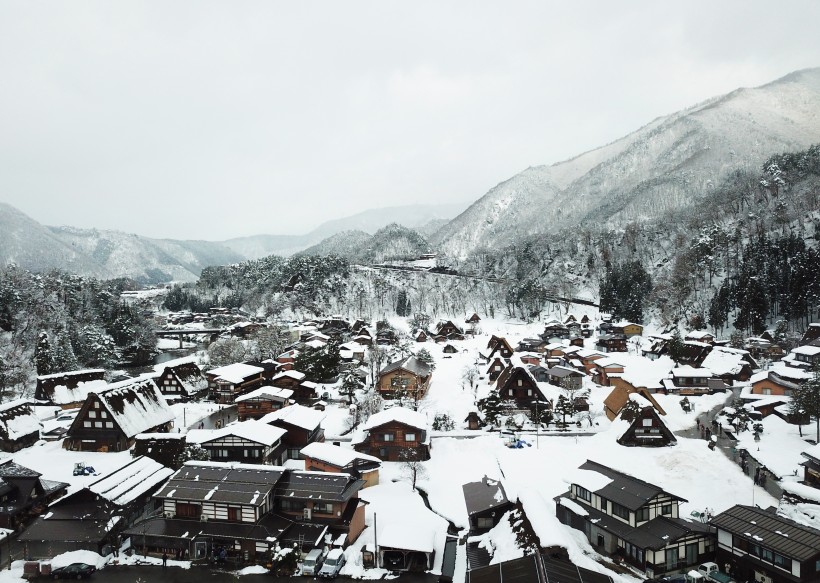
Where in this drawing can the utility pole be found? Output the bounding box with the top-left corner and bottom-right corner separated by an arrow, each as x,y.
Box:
374,513 -> 379,569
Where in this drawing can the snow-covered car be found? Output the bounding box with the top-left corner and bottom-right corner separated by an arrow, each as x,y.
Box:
317,548 -> 345,578
301,548 -> 326,576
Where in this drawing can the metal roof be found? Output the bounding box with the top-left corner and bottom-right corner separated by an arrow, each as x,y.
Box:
579,460 -> 686,511
274,471 -> 364,502
462,476 -> 512,516
710,505 -> 820,561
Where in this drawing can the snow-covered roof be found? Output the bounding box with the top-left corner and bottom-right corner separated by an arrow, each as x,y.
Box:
187,420 -> 287,446
261,404 -> 325,431
792,345 -> 820,356
671,365 -> 712,378
234,386 -> 294,403
94,378 -> 176,438
301,442 -> 380,467
379,356 -> 432,378
563,468 -> 613,492
685,330 -> 714,340
361,407 -> 429,431
89,455 -> 173,506
50,379 -> 108,406
272,370 -> 306,382
0,400 -> 41,441
37,369 -> 105,381
379,521 -> 435,553
701,347 -> 750,376
208,363 -> 264,384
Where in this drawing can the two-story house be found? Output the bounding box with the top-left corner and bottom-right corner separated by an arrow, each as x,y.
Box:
262,404 -> 325,461
661,366 -> 718,395
353,407 -> 431,461
207,362 -> 266,403
0,399 -> 41,452
186,420 -> 287,465
462,476 -> 514,534
154,362 -> 209,401
495,365 -> 549,408
270,370 -> 318,403
0,461 -> 67,531
710,505 -> 820,583
376,356 -> 432,401
63,378 -> 175,452
556,460 -> 714,578
301,442 -> 381,488
34,369 -> 107,409
235,387 -> 293,421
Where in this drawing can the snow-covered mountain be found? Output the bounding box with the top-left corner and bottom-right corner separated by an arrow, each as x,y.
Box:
221,202 -> 468,259
298,223 -> 432,263
0,203 -> 243,283
432,68 -> 820,258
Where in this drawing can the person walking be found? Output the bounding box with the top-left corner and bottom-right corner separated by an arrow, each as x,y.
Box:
162,552 -> 168,568
754,467 -> 760,485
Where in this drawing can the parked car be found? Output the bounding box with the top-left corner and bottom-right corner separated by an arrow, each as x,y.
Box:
698,562 -> 736,583
317,548 -> 345,578
301,547 -> 326,576
51,563 -> 96,579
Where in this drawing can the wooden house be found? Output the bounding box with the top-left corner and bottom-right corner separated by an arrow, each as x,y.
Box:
685,330 -> 715,345
353,407 -> 430,462
488,337 -> 515,359
495,366 -> 548,408
186,420 -> 287,465
486,357 -> 508,382
611,321 -> 643,337
546,366 -> 584,390
377,356 -> 432,401
275,349 -> 298,371
63,378 -> 175,452
0,399 -> 41,452
18,456 -> 170,558
464,410 -> 484,430
541,320 -> 570,340
555,460 -> 714,578
262,404 -> 325,460
235,386 -> 293,421
0,461 -> 68,531
750,368 -> 807,397
415,330 -> 429,343
301,441 -> 381,488
434,320 -> 464,341
34,369 -> 107,409
517,337 -> 547,353
661,366 -> 715,395
800,442 -> 820,488
466,313 -> 481,325
617,405 -> 676,447
591,358 -> 625,387
576,349 -> 606,374
800,323 -> 820,346
595,334 -> 627,353
206,362 -> 266,403
603,384 -> 666,421
154,362 -> 208,401
462,476 -> 514,534
443,343 -> 459,354
710,505 -> 820,583
700,346 -> 756,385
133,433 -> 188,469
786,345 -> 820,369
271,370 -> 318,402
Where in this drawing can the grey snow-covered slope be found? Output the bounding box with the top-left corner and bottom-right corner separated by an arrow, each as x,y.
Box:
432,67 -> 820,258
0,203 -> 243,282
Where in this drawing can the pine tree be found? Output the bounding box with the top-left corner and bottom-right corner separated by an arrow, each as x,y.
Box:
554,394 -> 574,426
415,348 -> 435,371
478,389 -> 504,427
791,366 -> 820,443
34,332 -> 54,375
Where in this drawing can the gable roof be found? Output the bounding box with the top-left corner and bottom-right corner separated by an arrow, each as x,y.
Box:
156,461 -> 284,505
710,505 -> 820,561
361,407 -> 429,432
577,460 -> 685,510
208,362 -> 264,384
274,470 -> 365,502
261,404 -> 325,431
162,362 -> 208,395
187,419 -> 287,447
92,378 -> 175,438
300,442 -> 380,467
234,386 -> 294,403
0,399 -> 41,441
88,455 -> 174,506
379,356 -> 432,379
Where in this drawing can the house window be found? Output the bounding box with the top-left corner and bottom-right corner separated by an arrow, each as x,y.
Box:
477,517 -> 494,529
94,421 -> 103,428
661,504 -> 672,516
94,402 -> 100,409
379,448 -> 388,458
383,433 -> 395,442
508,390 -> 514,397
315,503 -> 333,514
176,503 -> 200,519
105,422 -> 113,429
575,486 -> 591,501
762,388 -> 772,395
612,502 -> 629,520
517,380 -> 522,386
600,499 -> 608,513
642,418 -> 652,427
527,389 -> 533,397
773,553 -> 791,570
636,507 -> 650,522
215,449 -> 229,458
88,411 -> 96,418
83,421 -> 91,428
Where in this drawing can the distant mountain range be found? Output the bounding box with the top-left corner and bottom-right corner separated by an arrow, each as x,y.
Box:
0,201 -> 467,282
431,67 -> 820,258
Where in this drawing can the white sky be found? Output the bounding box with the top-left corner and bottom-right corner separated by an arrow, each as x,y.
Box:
1,1 -> 818,240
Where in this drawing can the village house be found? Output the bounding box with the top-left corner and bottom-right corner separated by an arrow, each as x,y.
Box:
434,320 -> 465,341
616,402 -> 677,448
186,420 -> 287,465
642,334 -> 671,361
710,505 -> 820,583
700,346 -> 757,385
443,343 -> 459,354
63,378 -> 175,452
546,365 -> 584,390
353,407 -> 431,462
661,366 -> 720,395
750,366 -> 809,396
678,341 -> 713,368
262,404 -> 325,460
462,476 -> 515,534
154,362 -> 209,401
685,330 -> 715,344
595,334 -> 628,353
555,460 -> 714,578
495,365 -> 549,408
486,357 -> 509,382
576,348 -> 607,373
34,369 -> 107,409
377,356 -> 432,401
541,320 -> 570,341
19,456 -> 170,558
800,323 -> 820,346
270,369 -> 318,403
0,399 -> 41,452
235,386 -> 294,421
610,321 -> 644,337
517,337 -> 547,353
301,441 -> 381,488
206,362 -> 266,403
488,337 -> 515,359
414,329 -> 428,343
133,433 -> 188,468
603,384 -> 667,421
591,358 -> 625,387
275,349 -> 298,371
799,442 -> 820,488
0,460 -> 67,531
784,345 -> 820,369
339,341 -> 366,363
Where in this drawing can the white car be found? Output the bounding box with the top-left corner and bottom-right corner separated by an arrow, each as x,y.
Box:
317,548 -> 345,578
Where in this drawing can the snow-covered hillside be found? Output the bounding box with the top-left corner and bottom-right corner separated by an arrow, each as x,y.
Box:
433,68 -> 820,258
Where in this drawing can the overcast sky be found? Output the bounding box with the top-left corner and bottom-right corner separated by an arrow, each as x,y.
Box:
1,1 -> 818,241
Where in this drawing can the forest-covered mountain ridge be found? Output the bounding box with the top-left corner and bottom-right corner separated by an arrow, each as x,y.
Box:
431,67 -> 820,259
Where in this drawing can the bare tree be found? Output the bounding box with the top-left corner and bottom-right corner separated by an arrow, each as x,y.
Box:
461,364 -> 480,392
399,451 -> 428,492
